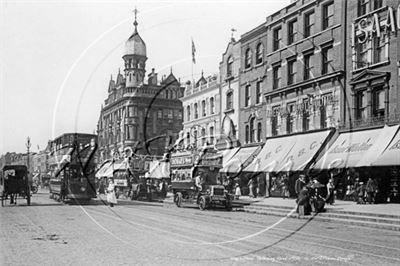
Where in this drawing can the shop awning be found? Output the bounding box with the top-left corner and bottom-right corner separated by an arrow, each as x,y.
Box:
95,160 -> 129,179
245,135 -> 297,172
221,146 -> 260,173
221,147 -> 240,168
313,125 -> 399,169
276,130 -> 334,172
372,127 -> 400,166
148,160 -> 170,179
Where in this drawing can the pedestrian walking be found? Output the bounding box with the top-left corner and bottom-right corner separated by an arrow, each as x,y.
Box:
295,174 -> 306,196
366,177 -> 378,204
326,177 -> 335,205
106,178 -> 117,207
281,174 -> 290,199
247,178 -> 255,198
296,186 -> 311,217
234,183 -> 241,200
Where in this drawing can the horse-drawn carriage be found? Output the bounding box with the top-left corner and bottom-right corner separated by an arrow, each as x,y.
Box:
1,165 -> 31,206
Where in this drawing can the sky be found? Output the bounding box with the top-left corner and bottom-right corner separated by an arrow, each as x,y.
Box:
0,0 -> 290,154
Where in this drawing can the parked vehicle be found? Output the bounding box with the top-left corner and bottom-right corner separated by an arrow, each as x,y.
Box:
1,165 -> 31,206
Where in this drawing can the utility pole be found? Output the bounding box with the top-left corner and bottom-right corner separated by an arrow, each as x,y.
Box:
26,137 -> 31,178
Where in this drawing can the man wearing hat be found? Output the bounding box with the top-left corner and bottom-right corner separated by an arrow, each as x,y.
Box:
295,174 -> 306,197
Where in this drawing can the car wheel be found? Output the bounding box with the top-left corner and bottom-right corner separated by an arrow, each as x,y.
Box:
199,196 -> 207,210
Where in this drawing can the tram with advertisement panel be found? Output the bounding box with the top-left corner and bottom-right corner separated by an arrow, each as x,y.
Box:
48,133 -> 98,202
170,146 -> 232,210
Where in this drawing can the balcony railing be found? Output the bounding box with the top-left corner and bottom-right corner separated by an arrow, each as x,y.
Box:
340,111 -> 400,130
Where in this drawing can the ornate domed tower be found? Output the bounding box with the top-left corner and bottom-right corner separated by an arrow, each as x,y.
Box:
123,8 -> 147,88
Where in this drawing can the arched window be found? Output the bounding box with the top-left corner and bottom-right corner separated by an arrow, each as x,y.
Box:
226,91 -> 233,110
227,56 -> 233,77
257,122 -> 262,142
186,106 -> 191,121
210,97 -> 215,114
194,103 -> 198,119
250,117 -> 255,143
245,48 -> 252,69
256,43 -> 263,64
201,100 -> 206,117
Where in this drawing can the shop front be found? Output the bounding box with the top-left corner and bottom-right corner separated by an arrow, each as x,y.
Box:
312,125 -> 399,202
245,129 -> 334,197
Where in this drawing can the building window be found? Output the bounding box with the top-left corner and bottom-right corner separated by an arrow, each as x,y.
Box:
226,91 -> 233,110
250,117 -> 255,143
286,102 -> 295,134
256,81 -> 262,104
373,35 -> 386,64
304,11 -> 315,38
245,85 -> 251,107
287,59 -> 297,85
303,52 -> 314,80
373,0 -> 383,10
227,56 -> 233,77
273,27 -> 282,51
272,64 -> 281,89
302,99 -> 310,132
128,106 -> 137,117
320,93 -> 332,129
322,2 -> 334,30
356,90 -> 368,120
271,106 -> 280,137
202,100 -> 206,117
168,110 -> 173,119
372,87 -> 385,118
356,42 -> 369,69
245,125 -> 249,143
322,46 -> 333,75
186,106 -> 191,121
358,0 -> 368,16
257,122 -> 262,142
245,48 -> 252,69
201,128 -> 206,146
209,126 -> 214,144
158,110 -> 163,119
194,103 -> 198,119
210,97 -> 215,114
288,19 -> 297,44
256,43 -> 263,64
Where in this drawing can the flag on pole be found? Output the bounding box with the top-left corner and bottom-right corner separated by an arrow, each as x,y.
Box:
191,38 -> 196,64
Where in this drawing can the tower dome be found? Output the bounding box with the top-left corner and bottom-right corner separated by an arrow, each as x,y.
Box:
124,8 -> 146,57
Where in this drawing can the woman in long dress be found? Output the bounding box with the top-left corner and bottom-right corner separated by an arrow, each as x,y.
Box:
106,178 -> 117,207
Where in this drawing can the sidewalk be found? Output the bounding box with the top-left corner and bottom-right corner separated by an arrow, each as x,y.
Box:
163,193 -> 400,231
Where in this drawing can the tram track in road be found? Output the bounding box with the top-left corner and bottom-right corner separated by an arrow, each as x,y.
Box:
81,206 -> 295,265
118,201 -> 400,254
82,205 -> 368,265
83,202 -> 400,265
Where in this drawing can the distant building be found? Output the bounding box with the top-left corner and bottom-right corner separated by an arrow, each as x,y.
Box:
217,37 -> 241,149
97,10 -> 184,162
180,73 -> 220,149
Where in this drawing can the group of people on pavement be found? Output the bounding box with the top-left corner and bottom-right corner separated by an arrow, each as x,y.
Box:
295,174 -> 334,216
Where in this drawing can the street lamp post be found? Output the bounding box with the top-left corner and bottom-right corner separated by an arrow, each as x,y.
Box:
26,137 -> 31,178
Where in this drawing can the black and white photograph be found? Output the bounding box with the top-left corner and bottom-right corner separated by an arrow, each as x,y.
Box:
1,0 -> 400,265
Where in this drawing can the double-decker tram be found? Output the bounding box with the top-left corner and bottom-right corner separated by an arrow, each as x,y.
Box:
48,133 -> 98,202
